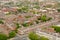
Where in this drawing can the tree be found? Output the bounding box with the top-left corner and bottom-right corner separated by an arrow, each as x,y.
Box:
40,15 -> 47,22
0,33 -> 8,40
38,15 -> 52,22
33,5 -> 40,9
22,22 -> 29,27
0,20 -> 4,24
52,26 -> 60,33
57,9 -> 60,12
35,20 -> 39,24
47,17 -> 52,21
16,23 -> 21,29
9,31 -> 16,38
45,4 -> 52,8
17,6 -> 29,13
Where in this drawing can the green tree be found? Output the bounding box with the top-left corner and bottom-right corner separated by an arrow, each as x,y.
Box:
22,22 -> 29,27
38,15 -> 52,22
47,17 -> 52,21
17,6 -> 29,13
35,20 -> 39,24
57,9 -> 60,12
45,5 -> 52,8
16,23 -> 21,29
33,5 -> 40,9
40,15 -> 47,22
52,26 -> 60,33
0,33 -> 8,40
0,20 -> 4,24
9,31 -> 16,38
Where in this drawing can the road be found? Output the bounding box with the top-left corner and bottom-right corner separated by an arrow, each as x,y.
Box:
18,18 -> 60,34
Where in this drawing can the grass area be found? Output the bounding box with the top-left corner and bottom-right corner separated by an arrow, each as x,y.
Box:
28,32 -> 49,40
